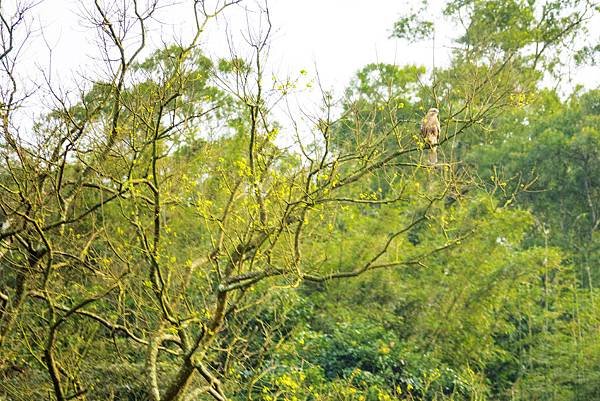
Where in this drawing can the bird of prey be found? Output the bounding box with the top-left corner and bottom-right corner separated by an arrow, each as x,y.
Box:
420,108 -> 440,164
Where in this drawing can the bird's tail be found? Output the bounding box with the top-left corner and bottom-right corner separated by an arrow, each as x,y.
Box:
428,147 -> 438,164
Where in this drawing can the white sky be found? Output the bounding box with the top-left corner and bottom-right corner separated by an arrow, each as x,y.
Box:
6,0 -> 600,122
21,1 -> 451,95
255,0 -> 453,90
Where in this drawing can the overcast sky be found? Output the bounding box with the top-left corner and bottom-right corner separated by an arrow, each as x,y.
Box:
20,1 -> 451,94
8,0 -> 600,119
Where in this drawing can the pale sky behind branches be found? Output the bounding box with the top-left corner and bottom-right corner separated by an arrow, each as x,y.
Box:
27,0 -> 452,91
6,0 -> 600,136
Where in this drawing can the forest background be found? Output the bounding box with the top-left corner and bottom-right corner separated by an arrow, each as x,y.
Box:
1,1 -> 600,400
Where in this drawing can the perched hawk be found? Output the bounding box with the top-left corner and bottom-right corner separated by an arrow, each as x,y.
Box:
420,108 -> 440,164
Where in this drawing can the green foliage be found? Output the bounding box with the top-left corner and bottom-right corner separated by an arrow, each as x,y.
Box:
391,15 -> 434,43
2,1 -> 600,401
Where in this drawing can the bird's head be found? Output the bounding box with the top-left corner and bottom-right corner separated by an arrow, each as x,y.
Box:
428,108 -> 439,115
